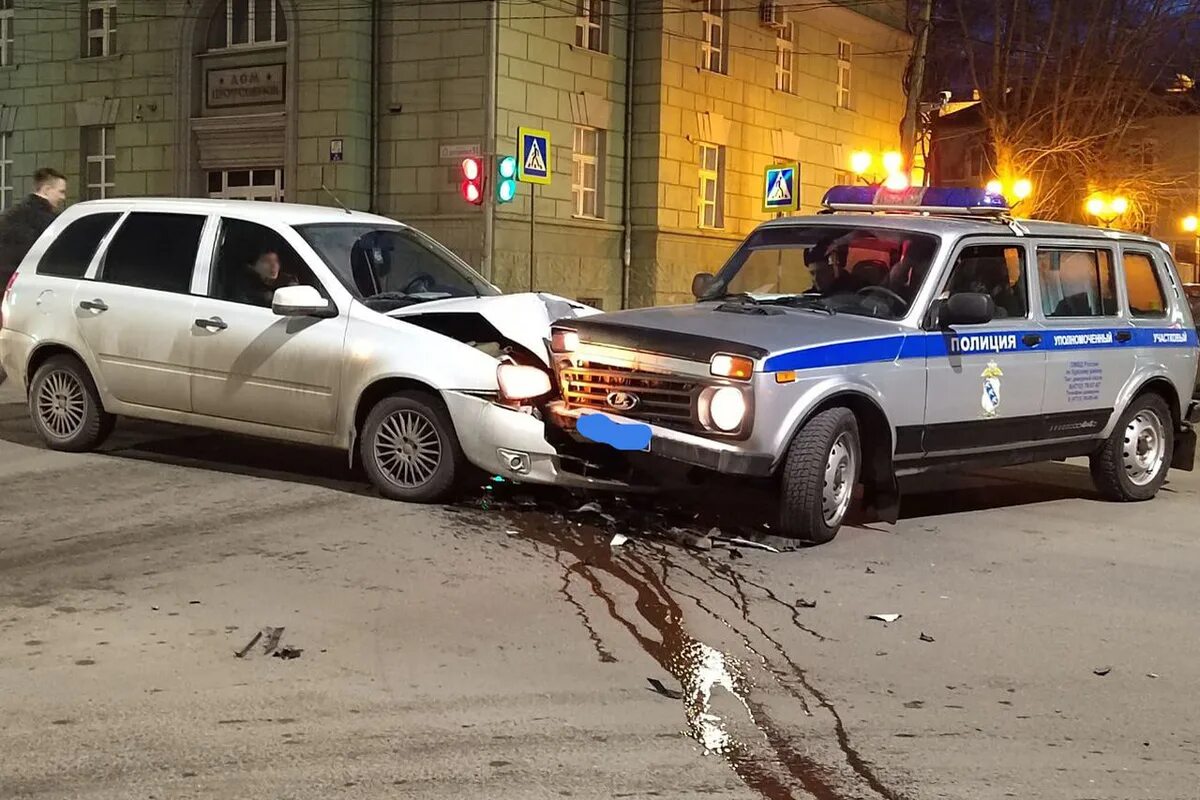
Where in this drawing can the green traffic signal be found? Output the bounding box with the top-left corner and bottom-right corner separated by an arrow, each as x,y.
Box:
497,155 -> 517,203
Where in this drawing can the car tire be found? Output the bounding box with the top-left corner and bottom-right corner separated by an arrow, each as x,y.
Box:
778,406 -> 860,545
28,354 -> 114,453
360,391 -> 465,503
1090,393 -> 1174,502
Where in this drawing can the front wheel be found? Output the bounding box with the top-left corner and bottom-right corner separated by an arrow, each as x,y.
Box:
359,391 -> 465,503
1090,394 -> 1174,501
778,407 -> 860,545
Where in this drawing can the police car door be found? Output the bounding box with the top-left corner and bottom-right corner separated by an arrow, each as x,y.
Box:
921,240 -> 1047,456
1035,243 -> 1127,438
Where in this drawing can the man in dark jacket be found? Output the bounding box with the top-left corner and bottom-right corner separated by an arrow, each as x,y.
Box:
0,167 -> 67,384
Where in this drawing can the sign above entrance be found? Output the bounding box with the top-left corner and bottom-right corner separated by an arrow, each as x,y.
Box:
206,64 -> 286,109
517,126 -> 551,184
762,162 -> 800,213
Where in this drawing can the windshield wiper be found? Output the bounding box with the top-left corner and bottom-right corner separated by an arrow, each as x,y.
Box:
762,295 -> 837,315
706,292 -> 761,305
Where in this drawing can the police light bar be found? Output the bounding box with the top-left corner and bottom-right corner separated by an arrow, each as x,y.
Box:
821,185 -> 1011,216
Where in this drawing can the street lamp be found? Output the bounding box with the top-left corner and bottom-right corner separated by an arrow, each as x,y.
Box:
1182,215 -> 1199,282
848,149 -> 907,188
985,177 -> 1033,206
1085,192 -> 1129,228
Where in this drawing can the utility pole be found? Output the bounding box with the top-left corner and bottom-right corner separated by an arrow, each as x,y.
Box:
901,0 -> 933,169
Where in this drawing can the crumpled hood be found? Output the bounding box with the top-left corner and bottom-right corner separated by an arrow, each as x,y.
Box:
388,293 -> 599,365
562,302 -> 909,362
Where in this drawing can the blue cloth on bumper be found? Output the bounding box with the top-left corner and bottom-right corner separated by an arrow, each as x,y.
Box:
577,412 -> 652,452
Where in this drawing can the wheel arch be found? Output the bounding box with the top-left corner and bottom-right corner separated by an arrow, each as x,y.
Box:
1127,375 -> 1182,430
26,342 -> 92,391
348,375 -> 447,469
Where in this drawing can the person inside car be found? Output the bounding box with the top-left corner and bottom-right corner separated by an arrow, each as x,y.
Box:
805,240 -> 863,295
234,249 -> 298,308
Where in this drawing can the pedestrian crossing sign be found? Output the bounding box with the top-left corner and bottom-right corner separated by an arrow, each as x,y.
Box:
517,126 -> 551,185
762,162 -> 800,212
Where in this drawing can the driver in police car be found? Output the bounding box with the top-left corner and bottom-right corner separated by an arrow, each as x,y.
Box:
805,237 -> 863,295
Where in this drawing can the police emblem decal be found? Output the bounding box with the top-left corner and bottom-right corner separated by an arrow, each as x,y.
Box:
981,360 -> 1003,417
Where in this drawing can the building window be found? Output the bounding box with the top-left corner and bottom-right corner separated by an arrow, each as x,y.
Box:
0,0 -> 14,67
207,168 -> 285,202
206,0 -> 287,51
85,0 -> 117,58
775,18 -> 794,93
837,39 -> 852,108
83,125 -> 115,200
0,133 -> 11,209
572,126 -> 604,219
701,0 -> 726,74
698,143 -> 724,229
574,0 -> 605,53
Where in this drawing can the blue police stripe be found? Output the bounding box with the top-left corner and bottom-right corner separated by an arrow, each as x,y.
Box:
762,327 -> 1198,372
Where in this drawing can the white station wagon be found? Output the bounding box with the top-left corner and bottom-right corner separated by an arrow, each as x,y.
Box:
0,198 -> 600,500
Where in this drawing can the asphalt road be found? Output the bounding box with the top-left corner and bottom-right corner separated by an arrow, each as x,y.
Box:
2,380 -> 1199,800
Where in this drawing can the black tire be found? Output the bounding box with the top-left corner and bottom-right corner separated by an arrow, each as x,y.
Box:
1090,393 -> 1174,502
359,391 -> 465,503
778,407 -> 861,545
28,354 -> 114,452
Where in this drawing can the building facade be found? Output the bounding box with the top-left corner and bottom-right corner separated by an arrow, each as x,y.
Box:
0,0 -> 910,308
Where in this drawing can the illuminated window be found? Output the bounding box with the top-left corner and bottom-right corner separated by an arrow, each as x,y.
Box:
698,143 -> 725,229
837,39 -> 852,108
775,18 -> 794,93
701,0 -> 726,74
572,126 -> 604,219
574,0 -> 605,53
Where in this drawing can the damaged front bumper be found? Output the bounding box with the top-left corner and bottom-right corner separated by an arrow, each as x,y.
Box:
442,391 -> 640,490
546,401 -> 775,478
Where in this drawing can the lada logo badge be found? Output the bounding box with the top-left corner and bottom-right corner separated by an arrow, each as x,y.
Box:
605,391 -> 640,411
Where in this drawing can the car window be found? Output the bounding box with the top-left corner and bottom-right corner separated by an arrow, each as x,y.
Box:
36,213 -> 121,279
1037,248 -> 1118,318
100,213 -> 205,294
1123,251 -> 1168,318
943,244 -> 1028,319
210,218 -> 323,309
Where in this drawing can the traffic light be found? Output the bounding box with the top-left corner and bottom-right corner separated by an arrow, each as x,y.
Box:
496,155 -> 517,203
460,157 -> 484,205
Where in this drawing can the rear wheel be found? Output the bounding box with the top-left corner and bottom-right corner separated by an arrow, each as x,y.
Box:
28,355 -> 114,452
778,407 -> 860,545
1090,394 -> 1173,501
359,391 -> 464,502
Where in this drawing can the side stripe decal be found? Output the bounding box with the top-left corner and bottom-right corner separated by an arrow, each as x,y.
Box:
761,327 -> 1199,372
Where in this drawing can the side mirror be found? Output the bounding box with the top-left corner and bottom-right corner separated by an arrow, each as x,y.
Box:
692,272 -> 715,299
272,285 -> 336,318
941,292 -> 995,327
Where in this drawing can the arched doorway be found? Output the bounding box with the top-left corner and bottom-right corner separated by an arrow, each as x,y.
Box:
176,0 -> 297,201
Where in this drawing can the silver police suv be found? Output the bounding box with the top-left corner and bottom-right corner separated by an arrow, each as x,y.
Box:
548,187 -> 1200,544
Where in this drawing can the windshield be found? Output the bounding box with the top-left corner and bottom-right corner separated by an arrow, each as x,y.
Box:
296,223 -> 498,312
702,225 -> 941,320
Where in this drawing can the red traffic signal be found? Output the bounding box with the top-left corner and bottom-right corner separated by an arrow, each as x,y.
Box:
460,157 -> 484,205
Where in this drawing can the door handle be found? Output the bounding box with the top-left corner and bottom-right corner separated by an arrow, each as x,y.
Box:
1023,333 -> 1042,347
194,316 -> 228,331
1116,330 -> 1133,343
79,299 -> 108,312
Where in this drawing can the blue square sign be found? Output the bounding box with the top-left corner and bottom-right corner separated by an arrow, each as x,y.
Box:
517,126 -> 551,185
763,162 -> 800,212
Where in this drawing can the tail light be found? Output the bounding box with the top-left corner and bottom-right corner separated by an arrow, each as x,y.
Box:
0,271 -> 16,330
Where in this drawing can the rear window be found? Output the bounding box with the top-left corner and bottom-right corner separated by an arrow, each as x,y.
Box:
1037,248 -> 1118,318
100,213 -> 206,294
36,213 -> 121,278
1123,251 -> 1168,318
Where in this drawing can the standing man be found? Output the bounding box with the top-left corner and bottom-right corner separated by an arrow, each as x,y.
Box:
0,167 -> 67,384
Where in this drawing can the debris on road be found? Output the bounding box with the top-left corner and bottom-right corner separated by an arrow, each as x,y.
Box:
1147,672 -> 1160,679
234,630 -> 263,659
273,647 -> 303,661
728,549 -> 744,560
151,606 -> 159,612
796,598 -> 818,609
647,678 -> 684,700
610,533 -> 629,547
658,527 -> 713,551
869,614 -> 902,623
1093,666 -> 1112,677
188,600 -> 201,605
865,567 -> 876,575
919,632 -> 935,643
712,534 -> 782,554
261,627 -> 285,656
573,502 -> 603,514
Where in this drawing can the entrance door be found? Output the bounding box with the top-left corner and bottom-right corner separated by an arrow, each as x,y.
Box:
207,168 -> 284,202
922,241 -> 1048,455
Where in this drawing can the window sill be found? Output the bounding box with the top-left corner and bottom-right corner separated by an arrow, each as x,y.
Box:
568,44 -> 614,60
198,42 -> 288,59
79,54 -> 122,64
572,214 -> 607,224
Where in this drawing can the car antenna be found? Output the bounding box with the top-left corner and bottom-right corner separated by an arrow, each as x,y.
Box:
321,183 -> 353,215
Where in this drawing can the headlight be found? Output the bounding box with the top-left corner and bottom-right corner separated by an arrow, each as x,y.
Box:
497,364 -> 552,401
710,353 -> 754,380
551,329 -> 579,353
707,386 -> 747,432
